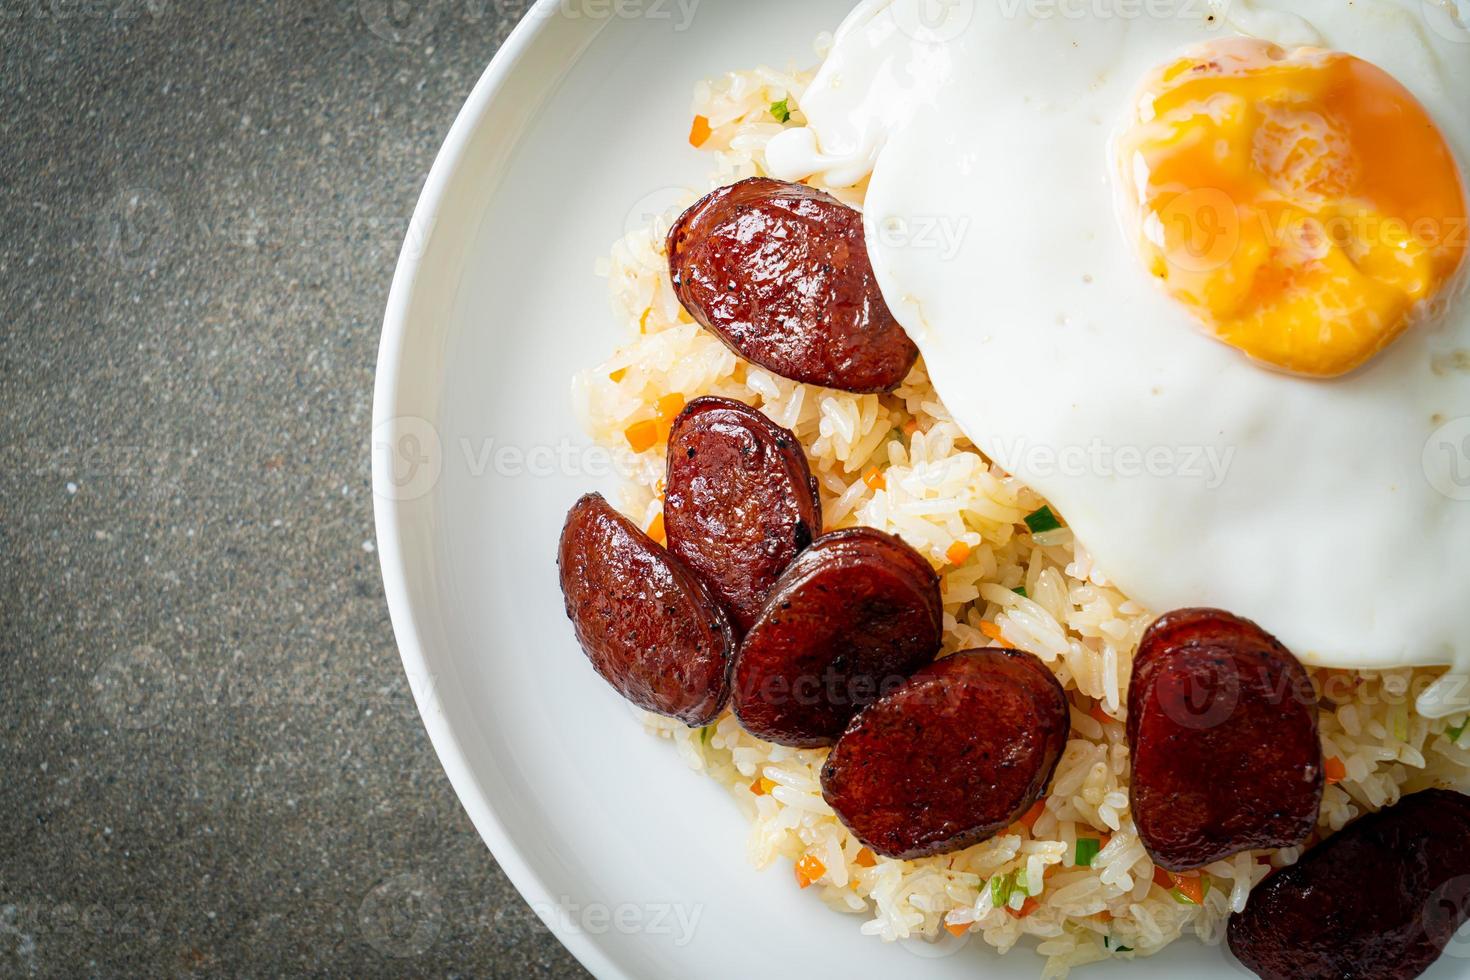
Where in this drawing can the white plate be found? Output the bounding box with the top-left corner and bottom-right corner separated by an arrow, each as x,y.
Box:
370,3 -> 1461,978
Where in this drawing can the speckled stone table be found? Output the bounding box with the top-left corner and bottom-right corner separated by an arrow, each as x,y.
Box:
1,2 -> 588,975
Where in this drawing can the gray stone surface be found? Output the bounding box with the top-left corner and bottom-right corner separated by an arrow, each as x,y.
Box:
1,2 -> 589,976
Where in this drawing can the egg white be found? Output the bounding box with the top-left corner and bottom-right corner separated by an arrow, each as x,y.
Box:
768,0 -> 1470,713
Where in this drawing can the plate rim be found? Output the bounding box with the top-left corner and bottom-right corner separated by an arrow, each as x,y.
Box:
370,4 -> 623,978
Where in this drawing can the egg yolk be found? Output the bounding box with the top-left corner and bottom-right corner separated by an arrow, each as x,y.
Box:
1117,39 -> 1468,378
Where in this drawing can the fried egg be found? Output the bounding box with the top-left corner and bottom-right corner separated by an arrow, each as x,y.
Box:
767,0 -> 1470,714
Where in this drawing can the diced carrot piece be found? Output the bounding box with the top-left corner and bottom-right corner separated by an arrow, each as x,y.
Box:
854,848 -> 877,868
795,854 -> 826,889
863,467 -> 886,491
903,418 -> 920,436
1020,799 -> 1047,831
609,368 -> 628,383
749,777 -> 766,796
946,541 -> 972,566
657,392 -> 686,422
1155,869 -> 1205,904
1008,897 -> 1041,918
625,419 -> 660,453
689,115 -> 712,147
945,921 -> 970,938
980,621 -> 1015,649
647,512 -> 666,545
1325,756 -> 1347,785
1096,910 -> 1113,922
1172,874 -> 1206,906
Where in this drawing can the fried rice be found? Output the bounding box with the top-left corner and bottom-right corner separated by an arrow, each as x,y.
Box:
570,41 -> 1470,977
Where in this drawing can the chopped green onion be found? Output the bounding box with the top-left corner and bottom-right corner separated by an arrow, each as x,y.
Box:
1171,878 -> 1209,905
1024,506 -> 1062,535
700,725 -> 714,746
989,872 -> 1014,909
770,99 -> 792,123
1013,586 -> 1029,599
990,870 -> 1027,907
1448,718 -> 1467,744
1076,837 -> 1103,868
